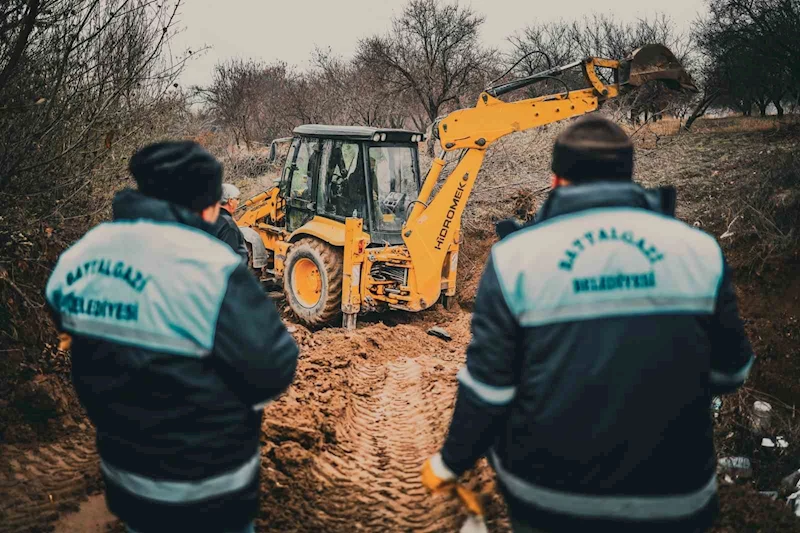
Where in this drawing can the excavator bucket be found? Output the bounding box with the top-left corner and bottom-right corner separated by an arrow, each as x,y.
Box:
619,44 -> 697,93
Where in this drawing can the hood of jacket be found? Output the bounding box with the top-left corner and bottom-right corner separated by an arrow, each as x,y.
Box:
112,188 -> 217,235
495,182 -> 676,239
535,181 -> 676,222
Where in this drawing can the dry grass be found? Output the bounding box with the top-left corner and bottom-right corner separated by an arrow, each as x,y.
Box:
621,117 -> 683,138
694,116 -> 800,134
618,115 -> 800,150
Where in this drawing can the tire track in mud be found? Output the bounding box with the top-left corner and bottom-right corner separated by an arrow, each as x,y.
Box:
0,432 -> 102,533
310,355 -> 463,532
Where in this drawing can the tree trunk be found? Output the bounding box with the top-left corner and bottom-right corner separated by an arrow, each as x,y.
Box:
0,0 -> 41,92
685,91 -> 719,130
775,100 -> 784,117
425,105 -> 438,157
758,103 -> 768,116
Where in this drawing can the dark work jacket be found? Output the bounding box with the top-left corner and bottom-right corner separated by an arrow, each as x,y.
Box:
440,182 -> 754,533
213,208 -> 248,263
44,189 -> 298,532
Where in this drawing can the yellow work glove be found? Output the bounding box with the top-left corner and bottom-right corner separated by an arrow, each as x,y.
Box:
421,452 -> 457,493
422,453 -> 486,518
455,485 -> 485,517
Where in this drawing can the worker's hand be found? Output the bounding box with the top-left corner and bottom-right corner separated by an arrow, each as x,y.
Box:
421,452 -> 457,493
58,332 -> 72,352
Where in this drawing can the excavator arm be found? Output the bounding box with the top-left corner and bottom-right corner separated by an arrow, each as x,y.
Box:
402,44 -> 696,306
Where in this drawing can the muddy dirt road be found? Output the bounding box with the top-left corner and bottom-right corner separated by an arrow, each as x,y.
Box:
4,302 -> 799,533
254,308 -> 508,532
0,308 -> 508,533
3,303 -> 800,533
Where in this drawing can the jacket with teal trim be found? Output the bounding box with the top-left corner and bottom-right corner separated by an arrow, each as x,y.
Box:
439,182 -> 754,532
44,189 -> 299,533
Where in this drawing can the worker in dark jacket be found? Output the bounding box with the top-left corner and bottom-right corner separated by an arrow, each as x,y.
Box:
45,141 -> 299,533
214,182 -> 248,262
422,116 -> 754,533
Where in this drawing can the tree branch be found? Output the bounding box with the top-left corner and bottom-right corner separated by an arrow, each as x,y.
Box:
0,0 -> 40,91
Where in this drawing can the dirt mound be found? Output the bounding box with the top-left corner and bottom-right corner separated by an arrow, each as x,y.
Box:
458,185 -> 543,305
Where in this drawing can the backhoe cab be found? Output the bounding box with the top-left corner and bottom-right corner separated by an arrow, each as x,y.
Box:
237,43 -> 695,330
236,125 -> 427,328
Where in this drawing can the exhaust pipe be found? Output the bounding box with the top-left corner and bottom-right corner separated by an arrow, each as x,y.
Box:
619,44 -> 698,93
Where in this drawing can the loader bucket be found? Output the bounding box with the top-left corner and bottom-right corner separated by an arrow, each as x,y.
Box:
619,44 -> 697,93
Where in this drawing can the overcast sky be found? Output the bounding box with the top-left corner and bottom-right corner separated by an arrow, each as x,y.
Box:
171,0 -> 705,88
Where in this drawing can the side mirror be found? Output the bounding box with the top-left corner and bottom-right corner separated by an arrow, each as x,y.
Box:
268,141 -> 277,162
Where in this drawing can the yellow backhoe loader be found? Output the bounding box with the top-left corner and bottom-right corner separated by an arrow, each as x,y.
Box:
236,44 -> 696,329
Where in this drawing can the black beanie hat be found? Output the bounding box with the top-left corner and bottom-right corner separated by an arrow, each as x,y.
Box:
128,141 -> 223,211
551,115 -> 633,182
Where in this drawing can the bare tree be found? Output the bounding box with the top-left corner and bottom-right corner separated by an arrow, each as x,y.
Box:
505,20 -> 582,98
506,13 -> 696,123
690,0 -> 800,124
200,59 -> 297,147
0,0 -> 41,91
312,49 -> 409,128
0,0 -> 192,194
357,0 -> 496,153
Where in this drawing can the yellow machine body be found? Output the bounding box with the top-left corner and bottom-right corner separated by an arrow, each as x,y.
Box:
236,46 -> 695,328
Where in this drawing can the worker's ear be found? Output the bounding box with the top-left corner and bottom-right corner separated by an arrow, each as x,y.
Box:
200,202 -> 221,224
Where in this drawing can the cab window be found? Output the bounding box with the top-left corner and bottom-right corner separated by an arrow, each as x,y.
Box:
318,140 -> 367,220
289,138 -> 320,202
368,145 -> 420,233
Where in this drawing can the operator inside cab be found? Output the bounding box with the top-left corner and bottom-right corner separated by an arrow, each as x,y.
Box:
423,115 -> 754,533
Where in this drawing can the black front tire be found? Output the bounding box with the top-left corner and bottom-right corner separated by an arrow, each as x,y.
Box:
283,238 -> 343,327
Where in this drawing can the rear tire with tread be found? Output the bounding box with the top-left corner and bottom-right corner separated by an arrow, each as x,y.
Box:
283,238 -> 343,327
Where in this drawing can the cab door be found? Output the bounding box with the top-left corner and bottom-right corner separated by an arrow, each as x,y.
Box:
284,137 -> 322,232
316,139 -> 369,226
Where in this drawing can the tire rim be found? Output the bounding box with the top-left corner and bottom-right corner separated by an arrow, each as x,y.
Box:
292,257 -> 322,308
